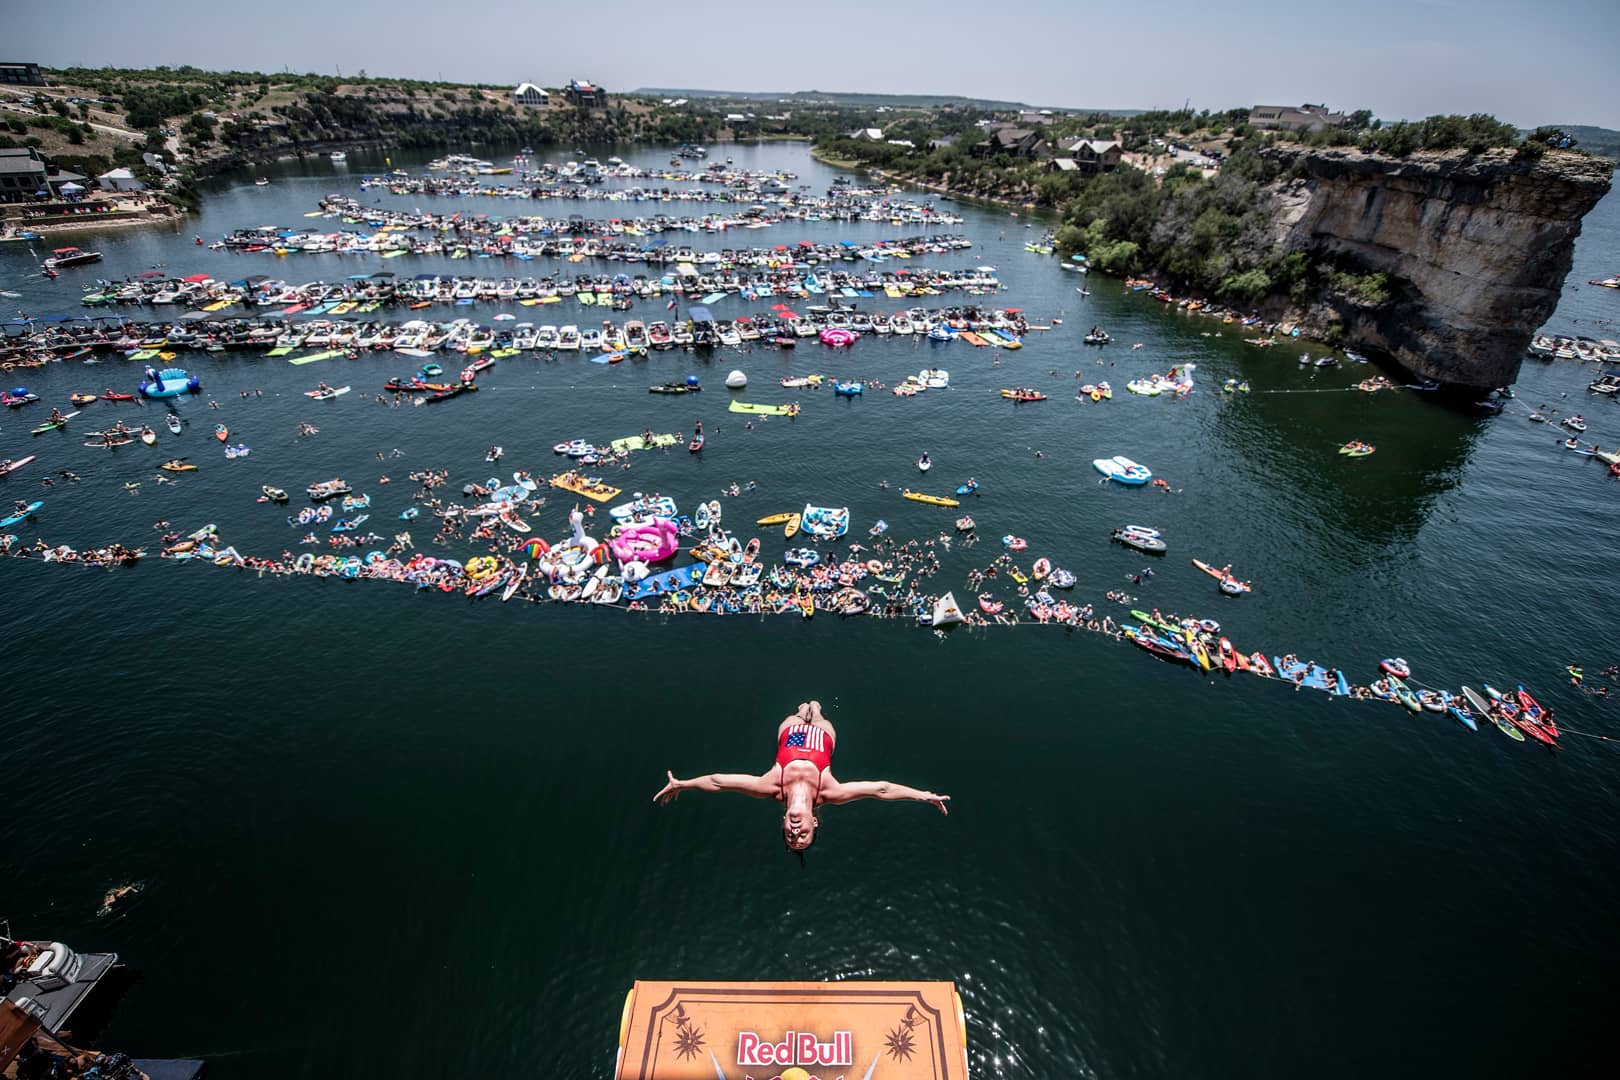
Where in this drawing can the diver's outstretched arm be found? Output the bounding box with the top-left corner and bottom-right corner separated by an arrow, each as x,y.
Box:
820,778 -> 950,814
655,769 -> 776,805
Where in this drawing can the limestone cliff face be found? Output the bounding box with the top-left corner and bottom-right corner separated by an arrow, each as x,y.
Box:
1261,146 -> 1612,388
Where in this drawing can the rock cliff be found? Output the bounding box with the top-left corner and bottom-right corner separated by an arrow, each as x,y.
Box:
1262,146 -> 1612,388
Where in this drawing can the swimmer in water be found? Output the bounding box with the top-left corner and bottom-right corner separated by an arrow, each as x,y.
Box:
98,881 -> 144,917
655,700 -> 949,853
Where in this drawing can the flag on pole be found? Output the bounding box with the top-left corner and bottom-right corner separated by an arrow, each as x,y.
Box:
666,298 -> 677,310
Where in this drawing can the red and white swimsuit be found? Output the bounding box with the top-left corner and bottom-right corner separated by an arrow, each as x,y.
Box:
776,722 -> 835,777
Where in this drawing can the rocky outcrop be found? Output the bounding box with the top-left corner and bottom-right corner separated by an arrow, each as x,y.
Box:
1262,145 -> 1612,388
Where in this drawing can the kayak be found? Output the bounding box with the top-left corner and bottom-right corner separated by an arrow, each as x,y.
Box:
214,424 -> 228,442
1515,685 -> 1558,738
783,512 -> 801,538
160,460 -> 197,472
165,414 -> 182,434
903,492 -> 960,507
30,410 -> 78,435
69,393 -> 96,407
0,500 -> 43,528
1386,675 -> 1423,713
0,455 -> 36,478
305,385 -> 352,399
140,428 -> 157,446
756,513 -> 794,526
955,481 -> 979,496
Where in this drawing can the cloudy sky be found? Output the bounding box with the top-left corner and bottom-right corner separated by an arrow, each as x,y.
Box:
12,0 -> 1619,129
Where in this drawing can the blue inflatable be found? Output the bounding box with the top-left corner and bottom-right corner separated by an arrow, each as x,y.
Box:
139,367 -> 201,399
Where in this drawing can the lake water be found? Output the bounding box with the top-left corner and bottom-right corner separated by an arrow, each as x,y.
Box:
2,142 -> 1618,1078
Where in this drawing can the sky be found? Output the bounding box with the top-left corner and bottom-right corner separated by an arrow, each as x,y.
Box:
12,0 -> 1620,130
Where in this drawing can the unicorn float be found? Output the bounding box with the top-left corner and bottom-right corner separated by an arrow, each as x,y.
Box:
538,506 -> 606,583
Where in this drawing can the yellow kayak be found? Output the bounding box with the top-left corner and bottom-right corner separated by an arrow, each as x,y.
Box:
783,512 -> 801,538
903,492 -> 961,507
756,512 -> 794,526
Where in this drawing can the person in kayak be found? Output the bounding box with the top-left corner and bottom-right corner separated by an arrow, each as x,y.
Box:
654,700 -> 950,852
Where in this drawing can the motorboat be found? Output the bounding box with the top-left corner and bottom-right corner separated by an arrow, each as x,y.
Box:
2,932 -> 120,1034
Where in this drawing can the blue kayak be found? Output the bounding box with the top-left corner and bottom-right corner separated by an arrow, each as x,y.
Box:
955,481 -> 979,496
0,500 -> 42,528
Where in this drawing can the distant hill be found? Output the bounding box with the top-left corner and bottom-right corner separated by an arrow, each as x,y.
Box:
634,87 -> 1142,115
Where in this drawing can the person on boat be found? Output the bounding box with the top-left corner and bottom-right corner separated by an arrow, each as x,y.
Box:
655,700 -> 949,853
48,406 -> 65,424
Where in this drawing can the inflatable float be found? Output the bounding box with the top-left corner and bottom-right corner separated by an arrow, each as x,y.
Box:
138,367 -> 201,399
608,518 -> 680,563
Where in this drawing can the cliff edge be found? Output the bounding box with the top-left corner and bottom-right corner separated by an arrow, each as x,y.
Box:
1262,145 -> 1613,388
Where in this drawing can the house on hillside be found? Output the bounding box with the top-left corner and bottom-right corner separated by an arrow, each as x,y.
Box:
845,128 -> 885,141
0,62 -> 45,86
0,147 -> 47,202
1062,138 -> 1122,174
972,124 -> 1049,160
97,167 -> 145,192
564,79 -> 605,107
1248,104 -> 1346,132
511,82 -> 550,107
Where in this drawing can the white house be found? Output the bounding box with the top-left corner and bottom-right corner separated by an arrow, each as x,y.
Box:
97,167 -> 145,193
511,82 -> 550,107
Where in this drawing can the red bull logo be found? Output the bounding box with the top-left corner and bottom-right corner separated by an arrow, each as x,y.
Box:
737,1030 -> 853,1069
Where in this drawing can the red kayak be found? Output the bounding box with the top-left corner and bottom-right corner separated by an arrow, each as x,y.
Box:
1502,703 -> 1558,747
1515,687 -> 1558,737
1218,637 -> 1238,673
101,391 -> 135,402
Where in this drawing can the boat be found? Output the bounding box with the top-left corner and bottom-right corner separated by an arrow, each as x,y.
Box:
800,503 -> 849,539
304,385 -> 351,400
783,512 -> 801,538
649,382 -> 700,394
1379,658 -> 1411,678
42,246 -> 103,269
0,455 -> 36,478
903,491 -> 960,507
1112,527 -> 1166,553
140,426 -> 157,446
833,381 -> 864,396
955,480 -> 979,496
165,413 -> 182,434
100,391 -> 135,402
1339,441 -> 1376,457
1562,416 -> 1587,433
159,460 -> 196,472
756,512 -> 794,526
0,500 -> 43,527
1093,456 -> 1152,485
1192,558 -> 1251,593
1387,675 -> 1423,713
999,388 -> 1047,402
689,432 -> 704,453
68,393 -> 96,407
932,591 -> 965,627
917,453 -> 932,472
1,931 -> 120,1035
261,485 -> 289,502
30,411 -> 78,435
214,424 -> 228,442
955,515 -> 975,531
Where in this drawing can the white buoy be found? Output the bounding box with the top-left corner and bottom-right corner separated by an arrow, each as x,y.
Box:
725,369 -> 748,388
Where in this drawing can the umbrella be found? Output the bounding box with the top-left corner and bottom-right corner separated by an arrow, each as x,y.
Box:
493,313 -> 515,321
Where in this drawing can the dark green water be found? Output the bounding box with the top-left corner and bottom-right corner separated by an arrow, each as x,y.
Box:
3,144 -> 1619,1078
